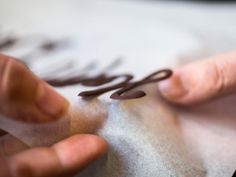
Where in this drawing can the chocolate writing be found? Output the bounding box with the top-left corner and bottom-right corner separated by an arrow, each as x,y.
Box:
46,69 -> 172,100
0,31 -> 172,100
0,36 -> 17,51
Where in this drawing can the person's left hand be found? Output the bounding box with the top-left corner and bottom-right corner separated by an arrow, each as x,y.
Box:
0,54 -> 108,177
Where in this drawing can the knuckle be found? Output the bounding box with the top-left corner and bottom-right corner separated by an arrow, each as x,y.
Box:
0,57 -> 24,99
211,60 -> 227,94
0,56 -> 37,103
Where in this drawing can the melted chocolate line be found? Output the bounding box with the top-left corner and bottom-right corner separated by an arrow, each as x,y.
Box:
46,75 -> 87,87
21,40 -> 65,62
40,41 -> 59,51
110,69 -> 172,100
0,37 -> 18,51
111,86 -> 146,100
46,74 -> 114,87
20,38 -> 71,63
141,69 -> 173,83
79,74 -> 133,97
47,68 -> 172,100
80,74 -> 118,86
79,69 -> 172,100
45,58 -> 123,87
39,39 -> 70,53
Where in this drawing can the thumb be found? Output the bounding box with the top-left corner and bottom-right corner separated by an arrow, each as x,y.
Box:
0,54 -> 69,122
0,135 -> 108,177
158,51 -> 236,105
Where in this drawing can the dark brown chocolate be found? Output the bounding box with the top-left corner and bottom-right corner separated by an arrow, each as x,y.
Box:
40,41 -> 58,51
79,74 -> 133,97
0,37 -> 17,51
39,39 -> 68,52
80,69 -> 172,100
46,75 -> 87,87
110,69 -> 172,100
0,31 -> 69,63
47,69 -> 172,100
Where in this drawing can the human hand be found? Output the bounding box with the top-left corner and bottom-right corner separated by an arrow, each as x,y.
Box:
158,51 -> 236,105
0,54 -> 108,177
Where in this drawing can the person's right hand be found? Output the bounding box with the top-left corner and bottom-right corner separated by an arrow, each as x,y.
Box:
0,54 -> 108,177
158,51 -> 236,105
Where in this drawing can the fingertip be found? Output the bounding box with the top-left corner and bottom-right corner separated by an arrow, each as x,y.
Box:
36,82 -> 70,121
158,71 -> 189,104
0,54 -> 69,123
53,134 -> 108,171
69,134 -> 108,159
159,54 -> 236,105
5,135 -> 107,177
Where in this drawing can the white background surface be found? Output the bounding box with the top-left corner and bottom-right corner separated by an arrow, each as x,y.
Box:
1,0 -> 236,74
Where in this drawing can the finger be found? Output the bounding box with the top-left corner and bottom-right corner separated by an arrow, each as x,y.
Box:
0,54 -> 69,122
0,134 -> 28,157
158,51 -> 236,105
2,134 -> 108,177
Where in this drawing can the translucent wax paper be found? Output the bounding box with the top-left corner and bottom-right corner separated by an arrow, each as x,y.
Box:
1,87 -> 236,177
0,88 -> 205,177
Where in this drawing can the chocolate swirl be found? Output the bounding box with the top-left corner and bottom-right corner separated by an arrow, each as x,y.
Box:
110,69 -> 172,100
79,74 -> 134,97
0,36 -> 17,51
46,69 -> 172,100
80,69 -> 172,100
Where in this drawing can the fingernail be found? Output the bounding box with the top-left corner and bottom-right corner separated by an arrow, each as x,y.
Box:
36,82 -> 69,118
158,73 -> 188,101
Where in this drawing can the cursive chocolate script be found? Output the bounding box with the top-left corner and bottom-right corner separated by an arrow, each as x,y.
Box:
46,69 -> 172,100
0,36 -> 17,51
0,31 -> 172,100
110,70 -> 172,100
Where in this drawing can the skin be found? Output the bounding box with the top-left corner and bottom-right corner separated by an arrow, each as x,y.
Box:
158,51 -> 236,105
0,54 -> 108,177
